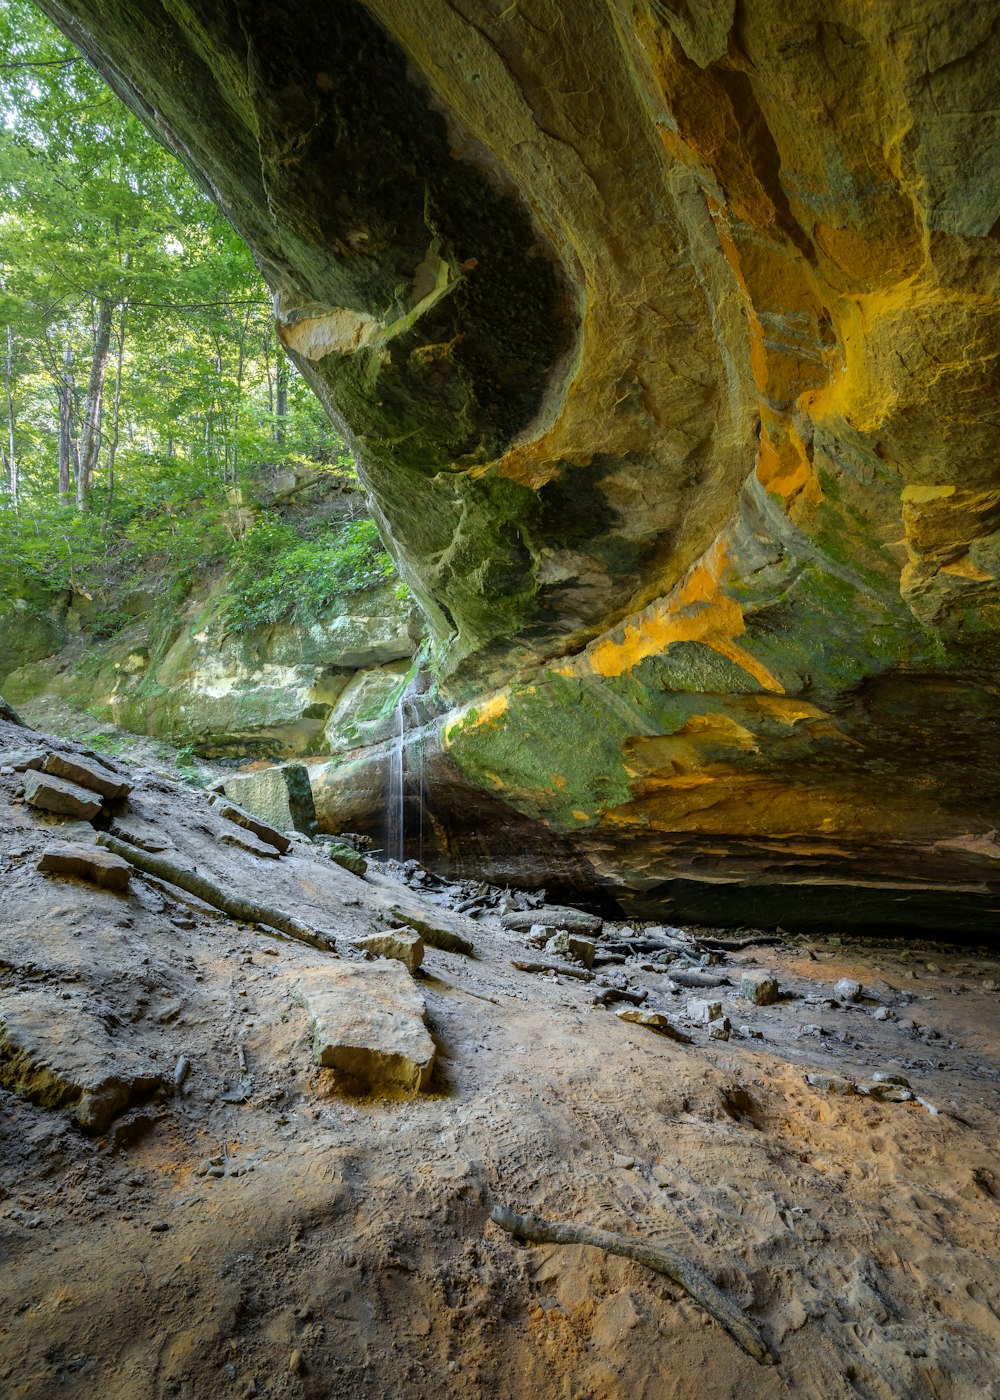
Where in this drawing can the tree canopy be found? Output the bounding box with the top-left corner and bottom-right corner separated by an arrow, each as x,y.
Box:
0,0 -> 391,632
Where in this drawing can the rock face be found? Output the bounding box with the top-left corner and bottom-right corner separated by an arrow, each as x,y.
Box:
4,570 -> 423,761
38,0 -> 1000,931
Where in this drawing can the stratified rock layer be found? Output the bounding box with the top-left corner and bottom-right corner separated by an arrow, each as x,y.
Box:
37,0 -> 1000,930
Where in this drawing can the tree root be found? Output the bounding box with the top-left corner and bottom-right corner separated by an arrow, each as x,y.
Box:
97,832 -> 336,953
490,1204 -> 775,1366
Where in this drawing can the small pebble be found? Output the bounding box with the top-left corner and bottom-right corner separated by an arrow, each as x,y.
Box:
150,1220 -> 169,1233
290,1349 -> 306,1376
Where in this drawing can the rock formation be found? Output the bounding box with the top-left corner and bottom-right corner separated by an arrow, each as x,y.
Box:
36,0 -> 1000,930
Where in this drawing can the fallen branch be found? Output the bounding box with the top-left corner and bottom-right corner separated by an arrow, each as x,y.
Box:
511,958 -> 594,983
490,1204 -> 775,1366
97,833 -> 336,953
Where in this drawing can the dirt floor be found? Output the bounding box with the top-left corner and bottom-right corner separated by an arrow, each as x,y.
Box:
1,717 -> 999,1400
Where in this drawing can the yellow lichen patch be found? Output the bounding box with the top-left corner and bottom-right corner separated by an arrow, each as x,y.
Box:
941,556 -> 994,582
902,484 -> 956,506
442,692 -> 509,748
738,695 -> 827,726
571,810 -> 590,822
599,768 -> 945,841
756,418 -> 822,508
549,774 -> 567,790
585,541 -> 784,693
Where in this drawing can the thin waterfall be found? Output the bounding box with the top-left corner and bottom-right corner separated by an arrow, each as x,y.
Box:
387,697 -> 405,862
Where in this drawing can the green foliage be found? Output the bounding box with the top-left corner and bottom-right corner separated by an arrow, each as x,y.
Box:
222,516 -> 395,632
0,0 -> 399,642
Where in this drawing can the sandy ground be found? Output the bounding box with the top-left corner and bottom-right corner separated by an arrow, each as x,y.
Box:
1,720 -> 999,1400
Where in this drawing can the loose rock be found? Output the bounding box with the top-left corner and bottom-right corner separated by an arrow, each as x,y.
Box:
544,931 -> 596,969
322,840 -> 368,877
23,770 -> 103,820
209,795 -> 291,854
354,929 -> 424,974
0,986 -> 160,1132
834,978 -> 863,1002
741,972 -> 780,1006
687,998 -> 723,1023
298,961 -> 435,1093
37,844 -> 132,892
217,828 -> 282,860
42,751 -> 130,801
616,1008 -> 691,1043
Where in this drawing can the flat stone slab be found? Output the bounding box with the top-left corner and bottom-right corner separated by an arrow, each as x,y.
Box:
217,828 -> 282,860
23,769 -> 103,820
37,844 -> 132,892
298,961 -> 434,1094
0,988 -> 160,1132
616,1008 -> 692,1043
1,747 -> 47,772
43,751 -> 130,801
501,905 -> 603,936
209,795 -> 291,854
354,929 -> 424,974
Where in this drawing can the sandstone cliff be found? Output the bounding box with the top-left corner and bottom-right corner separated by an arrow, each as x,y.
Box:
36,0 -> 1000,929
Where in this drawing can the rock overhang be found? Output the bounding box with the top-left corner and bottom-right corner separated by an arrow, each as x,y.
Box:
35,0 -> 1000,931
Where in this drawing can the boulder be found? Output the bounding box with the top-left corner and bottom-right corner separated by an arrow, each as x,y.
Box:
37,844 -> 132,892
23,770 -> 103,820
42,751 -> 131,801
0,693 -> 24,725
298,961 -> 434,1093
0,988 -> 160,1133
501,906 -> 603,937
354,929 -> 424,974
218,765 -> 317,837
687,998 -> 724,1023
834,978 -> 863,1003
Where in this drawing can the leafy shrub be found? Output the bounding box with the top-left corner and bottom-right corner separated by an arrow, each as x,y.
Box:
222,516 -> 395,631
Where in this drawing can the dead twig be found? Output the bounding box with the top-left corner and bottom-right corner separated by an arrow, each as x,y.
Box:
490,1204 -> 775,1366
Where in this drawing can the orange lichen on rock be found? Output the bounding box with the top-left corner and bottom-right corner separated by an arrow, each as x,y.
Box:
584,541 -> 783,693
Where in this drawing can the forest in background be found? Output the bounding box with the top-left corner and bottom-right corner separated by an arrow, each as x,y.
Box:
0,0 -> 395,637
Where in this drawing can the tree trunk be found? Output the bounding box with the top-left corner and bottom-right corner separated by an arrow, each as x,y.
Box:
275,354 -> 287,444
105,302 -> 126,507
77,296 -> 113,513
3,325 -> 16,511
58,339 -> 74,506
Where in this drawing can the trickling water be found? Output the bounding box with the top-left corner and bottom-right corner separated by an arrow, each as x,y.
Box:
386,676 -> 432,864
387,698 -> 405,862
